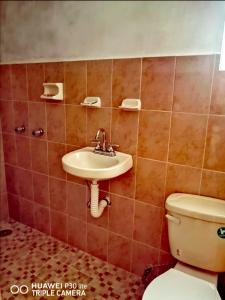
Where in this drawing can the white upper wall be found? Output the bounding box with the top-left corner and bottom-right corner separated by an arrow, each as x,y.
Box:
1,1 -> 225,63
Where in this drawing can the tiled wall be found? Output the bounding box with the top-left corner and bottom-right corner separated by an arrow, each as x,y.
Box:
0,55 -> 225,275
0,119 -> 8,221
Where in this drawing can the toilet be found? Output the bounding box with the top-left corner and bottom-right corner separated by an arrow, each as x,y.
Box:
143,193 -> 225,300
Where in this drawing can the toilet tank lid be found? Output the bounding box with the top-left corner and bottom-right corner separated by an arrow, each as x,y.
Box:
166,193 -> 225,224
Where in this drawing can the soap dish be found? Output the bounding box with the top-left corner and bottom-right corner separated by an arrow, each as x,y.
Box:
80,97 -> 101,108
119,99 -> 141,111
41,83 -> 63,100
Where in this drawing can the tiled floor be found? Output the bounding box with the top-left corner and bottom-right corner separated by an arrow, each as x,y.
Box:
0,220 -> 144,300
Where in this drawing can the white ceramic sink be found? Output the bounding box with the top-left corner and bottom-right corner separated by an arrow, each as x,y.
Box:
62,147 -> 133,181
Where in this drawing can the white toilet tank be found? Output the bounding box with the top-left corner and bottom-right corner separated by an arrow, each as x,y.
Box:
165,193 -> 225,273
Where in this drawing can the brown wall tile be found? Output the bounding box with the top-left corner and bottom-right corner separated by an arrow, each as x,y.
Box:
204,115 -> 225,172
159,250 -> 176,266
111,109 -> 138,155
110,161 -> 136,199
108,232 -> 131,272
131,241 -> 159,276
0,65 -> 12,101
0,194 -> 8,221
33,173 -> 49,206
50,210 -> 68,243
136,158 -> 166,207
8,193 -> 20,221
200,170 -> 225,200
16,136 -> 31,169
14,101 -> 29,135
160,218 -> 170,252
45,62 -> 64,83
112,58 -> 141,107
141,57 -> 175,110
31,139 -> 48,174
65,61 -> 86,104
169,113 -> 207,167
0,101 -> 14,133
210,55 -> 225,115
109,194 -> 134,238
66,105 -> 86,146
134,201 -> 163,248
48,142 -> 66,179
68,216 -> 87,251
2,133 -> 17,165
166,164 -> 201,197
11,64 -> 28,101
33,204 -> 50,235
87,60 -> 112,107
67,182 -> 87,220
19,197 -> 34,227
5,165 -> 20,195
49,177 -> 67,212
28,102 -> 47,139
87,224 -> 107,261
138,111 -> 171,161
17,168 -> 33,200
27,63 -> 44,101
46,103 -> 65,143
173,55 -> 214,113
86,108 -> 111,144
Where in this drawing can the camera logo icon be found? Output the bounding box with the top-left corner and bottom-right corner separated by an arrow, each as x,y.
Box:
10,284 -> 29,294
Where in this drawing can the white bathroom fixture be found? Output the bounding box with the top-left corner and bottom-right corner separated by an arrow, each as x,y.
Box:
62,147 -> 133,217
119,98 -> 141,111
62,147 -> 132,180
41,83 -> 63,100
142,193 -> 225,300
80,97 -> 101,108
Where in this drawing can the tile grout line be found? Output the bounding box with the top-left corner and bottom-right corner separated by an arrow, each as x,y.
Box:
63,61 -> 69,245
107,58 -> 114,264
2,97 -> 225,116
85,60 -> 89,254
198,54 -> 216,195
108,59 -> 114,195
25,63 -> 36,226
43,63 -> 52,237
158,56 -> 177,259
130,57 -> 143,273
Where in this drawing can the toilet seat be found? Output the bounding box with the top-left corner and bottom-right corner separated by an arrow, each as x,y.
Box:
142,268 -> 221,300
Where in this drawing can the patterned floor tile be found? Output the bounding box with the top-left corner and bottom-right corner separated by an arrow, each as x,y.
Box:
0,220 -> 144,300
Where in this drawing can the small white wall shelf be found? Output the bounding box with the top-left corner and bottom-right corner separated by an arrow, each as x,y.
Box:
41,83 -> 63,100
80,97 -> 101,108
119,98 -> 141,111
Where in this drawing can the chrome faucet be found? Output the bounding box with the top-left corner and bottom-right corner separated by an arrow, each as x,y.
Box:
91,128 -> 119,156
95,128 -> 106,151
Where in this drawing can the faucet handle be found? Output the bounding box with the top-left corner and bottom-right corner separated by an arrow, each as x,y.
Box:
91,139 -> 101,149
107,143 -> 119,152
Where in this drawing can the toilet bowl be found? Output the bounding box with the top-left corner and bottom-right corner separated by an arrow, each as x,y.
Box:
142,266 -> 221,300
142,193 -> 225,300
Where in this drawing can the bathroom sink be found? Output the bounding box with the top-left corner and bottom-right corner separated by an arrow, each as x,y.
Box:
62,147 -> 133,181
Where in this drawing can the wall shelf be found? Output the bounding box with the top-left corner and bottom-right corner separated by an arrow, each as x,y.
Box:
80,97 -> 101,108
41,83 -> 63,100
119,98 -> 141,111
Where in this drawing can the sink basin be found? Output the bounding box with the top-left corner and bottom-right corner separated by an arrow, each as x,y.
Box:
62,147 -> 133,181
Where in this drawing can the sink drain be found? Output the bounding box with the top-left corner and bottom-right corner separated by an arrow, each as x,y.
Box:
0,229 -> 12,237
